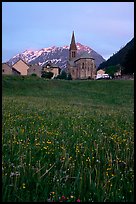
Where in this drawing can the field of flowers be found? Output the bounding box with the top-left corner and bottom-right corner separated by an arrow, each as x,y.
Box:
2,76 -> 134,202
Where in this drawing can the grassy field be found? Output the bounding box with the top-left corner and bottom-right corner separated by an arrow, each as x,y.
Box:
2,75 -> 134,202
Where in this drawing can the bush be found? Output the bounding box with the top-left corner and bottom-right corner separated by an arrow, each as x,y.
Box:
56,70 -> 72,80
105,65 -> 119,79
41,71 -> 53,79
67,73 -> 72,80
31,73 -> 37,77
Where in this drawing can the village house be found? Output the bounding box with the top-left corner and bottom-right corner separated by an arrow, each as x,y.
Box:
2,62 -> 21,76
114,69 -> 122,78
2,63 -> 13,75
27,64 -> 42,77
12,67 -> 21,75
42,61 -> 60,78
67,32 -> 97,80
96,69 -> 107,79
12,59 -> 29,75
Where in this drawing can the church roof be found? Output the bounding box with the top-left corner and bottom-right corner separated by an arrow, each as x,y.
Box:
69,31 -> 77,51
75,53 -> 94,62
67,60 -> 76,67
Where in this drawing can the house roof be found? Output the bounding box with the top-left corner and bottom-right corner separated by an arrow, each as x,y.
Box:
12,67 -> 21,74
2,62 -> 13,68
42,61 -> 59,68
12,58 -> 29,67
28,64 -> 42,70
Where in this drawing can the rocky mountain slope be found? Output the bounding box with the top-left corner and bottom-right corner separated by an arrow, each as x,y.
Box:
7,43 -> 105,69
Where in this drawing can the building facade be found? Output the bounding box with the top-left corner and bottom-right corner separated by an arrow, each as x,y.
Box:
67,32 -> 97,80
27,64 -> 42,77
2,63 -> 13,75
42,61 -> 60,78
12,59 -> 29,75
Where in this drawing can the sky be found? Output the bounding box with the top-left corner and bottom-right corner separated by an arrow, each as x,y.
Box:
2,2 -> 134,62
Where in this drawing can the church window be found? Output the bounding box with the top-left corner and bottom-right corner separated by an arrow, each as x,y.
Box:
82,63 -> 84,69
2,69 -> 4,72
72,51 -> 75,58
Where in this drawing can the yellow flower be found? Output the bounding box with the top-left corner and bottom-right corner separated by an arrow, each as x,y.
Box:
22,183 -> 26,189
106,172 -> 108,176
47,141 -> 52,144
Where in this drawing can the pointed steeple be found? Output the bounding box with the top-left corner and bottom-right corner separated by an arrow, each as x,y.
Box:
69,31 -> 77,50
69,31 -> 77,60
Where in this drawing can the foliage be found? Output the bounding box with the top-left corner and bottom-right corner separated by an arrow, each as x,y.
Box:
56,70 -> 68,80
98,38 -> 134,71
31,73 -> 37,77
41,71 -> 53,79
121,48 -> 134,74
105,65 -> 120,78
2,76 -> 134,202
67,73 -> 72,80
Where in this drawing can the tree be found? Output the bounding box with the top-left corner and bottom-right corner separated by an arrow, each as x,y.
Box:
105,65 -> 119,79
31,73 -> 37,77
121,48 -> 134,74
41,71 -> 53,79
56,70 -> 67,80
67,73 -> 72,80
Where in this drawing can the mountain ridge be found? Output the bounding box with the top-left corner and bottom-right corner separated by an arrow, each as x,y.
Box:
7,43 -> 105,69
98,38 -> 134,70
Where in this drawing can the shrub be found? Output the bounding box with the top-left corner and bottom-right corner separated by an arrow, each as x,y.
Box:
31,73 -> 37,77
41,71 -> 53,79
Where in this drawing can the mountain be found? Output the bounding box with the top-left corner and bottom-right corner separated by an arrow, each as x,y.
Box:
98,38 -> 134,72
7,43 -> 105,69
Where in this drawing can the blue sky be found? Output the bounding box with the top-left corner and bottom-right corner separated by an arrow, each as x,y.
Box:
2,2 -> 134,62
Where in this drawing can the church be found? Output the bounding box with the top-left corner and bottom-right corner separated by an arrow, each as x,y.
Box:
67,32 -> 97,80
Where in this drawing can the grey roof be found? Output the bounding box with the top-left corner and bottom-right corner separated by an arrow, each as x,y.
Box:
68,53 -> 95,66
42,61 -> 59,68
28,64 -> 42,70
67,60 -> 76,67
75,53 -> 94,61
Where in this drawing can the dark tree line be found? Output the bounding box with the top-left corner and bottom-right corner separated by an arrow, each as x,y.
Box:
98,38 -> 134,75
121,47 -> 134,74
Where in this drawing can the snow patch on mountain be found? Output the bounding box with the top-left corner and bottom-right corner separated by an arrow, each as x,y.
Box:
7,43 -> 105,69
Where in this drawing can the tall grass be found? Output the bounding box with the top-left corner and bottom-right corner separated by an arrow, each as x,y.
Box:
2,76 -> 134,202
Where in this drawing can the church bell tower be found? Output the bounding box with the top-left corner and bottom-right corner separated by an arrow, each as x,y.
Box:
69,31 -> 77,60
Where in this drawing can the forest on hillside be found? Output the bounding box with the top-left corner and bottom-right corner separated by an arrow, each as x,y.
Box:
98,38 -> 134,74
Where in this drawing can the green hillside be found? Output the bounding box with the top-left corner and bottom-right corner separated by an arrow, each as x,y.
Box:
2,76 -> 134,202
98,38 -> 134,74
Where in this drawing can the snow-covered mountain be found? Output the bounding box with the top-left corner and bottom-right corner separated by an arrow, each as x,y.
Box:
7,43 -> 105,69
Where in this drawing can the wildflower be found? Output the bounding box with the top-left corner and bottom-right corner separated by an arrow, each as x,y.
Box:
47,141 -> 52,144
106,172 -> 108,176
10,171 -> 20,177
76,198 -> 81,202
107,168 -> 111,171
50,191 -> 55,195
61,195 -> 66,200
22,183 -> 26,189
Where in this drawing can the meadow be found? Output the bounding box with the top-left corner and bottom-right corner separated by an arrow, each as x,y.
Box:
2,75 -> 134,202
